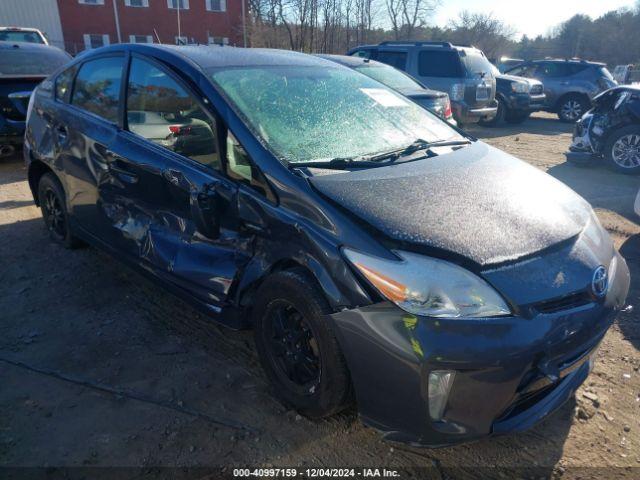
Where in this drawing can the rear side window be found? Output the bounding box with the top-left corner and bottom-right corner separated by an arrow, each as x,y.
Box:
350,49 -> 372,59
506,64 -> 538,78
126,57 -> 220,170
55,66 -> 78,103
375,51 -> 407,70
537,62 -> 580,78
418,50 -> 462,77
71,56 -> 124,123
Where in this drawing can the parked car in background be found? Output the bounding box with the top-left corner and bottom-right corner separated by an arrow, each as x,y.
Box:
25,44 -> 629,447
317,54 -> 455,125
0,26 -> 48,45
0,41 -> 71,158
480,63 -> 546,126
347,41 -> 498,126
566,86 -> 640,174
494,56 -> 524,73
613,64 -> 640,85
506,59 -> 617,122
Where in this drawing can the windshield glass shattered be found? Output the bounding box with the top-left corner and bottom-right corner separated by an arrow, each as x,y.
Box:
209,65 -> 461,165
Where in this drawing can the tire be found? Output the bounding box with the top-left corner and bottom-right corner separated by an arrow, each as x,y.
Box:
479,97 -> 505,127
253,269 -> 352,418
604,125 -> 640,175
557,94 -> 589,123
37,173 -> 82,248
505,111 -> 530,124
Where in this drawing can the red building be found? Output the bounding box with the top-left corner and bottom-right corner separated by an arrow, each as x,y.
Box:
56,0 -> 244,54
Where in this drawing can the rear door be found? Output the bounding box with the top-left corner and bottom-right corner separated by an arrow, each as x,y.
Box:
55,54 -> 126,239
103,54 -> 250,310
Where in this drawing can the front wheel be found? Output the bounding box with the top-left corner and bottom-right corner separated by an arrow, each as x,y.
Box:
558,95 -> 589,123
605,125 -> 640,175
253,270 -> 352,418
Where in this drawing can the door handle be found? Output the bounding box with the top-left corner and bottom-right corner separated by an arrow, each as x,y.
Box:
106,152 -> 139,185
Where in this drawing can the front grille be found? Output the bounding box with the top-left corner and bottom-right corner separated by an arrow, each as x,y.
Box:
534,291 -> 592,314
530,84 -> 544,95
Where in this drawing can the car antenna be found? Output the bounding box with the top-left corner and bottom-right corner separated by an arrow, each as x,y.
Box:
153,28 -> 162,44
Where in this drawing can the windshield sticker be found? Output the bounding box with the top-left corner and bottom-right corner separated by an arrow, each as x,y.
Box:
360,88 -> 410,108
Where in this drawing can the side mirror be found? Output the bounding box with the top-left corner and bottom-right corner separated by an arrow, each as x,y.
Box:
191,184 -> 220,238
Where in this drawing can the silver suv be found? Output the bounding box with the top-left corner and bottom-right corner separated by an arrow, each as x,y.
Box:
347,41 -> 498,126
506,59 -> 617,122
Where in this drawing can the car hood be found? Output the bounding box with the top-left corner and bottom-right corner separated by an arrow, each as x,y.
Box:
396,87 -> 448,100
310,142 -> 591,266
497,73 -> 542,87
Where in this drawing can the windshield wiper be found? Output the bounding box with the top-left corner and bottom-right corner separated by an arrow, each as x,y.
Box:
289,138 -> 473,170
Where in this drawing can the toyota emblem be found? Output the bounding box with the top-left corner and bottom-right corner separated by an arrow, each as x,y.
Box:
591,265 -> 608,298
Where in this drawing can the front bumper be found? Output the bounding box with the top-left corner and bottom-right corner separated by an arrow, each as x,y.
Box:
331,252 -> 629,447
453,100 -> 499,124
504,92 -> 546,112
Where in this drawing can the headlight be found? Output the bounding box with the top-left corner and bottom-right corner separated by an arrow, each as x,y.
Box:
450,83 -> 465,101
511,82 -> 529,93
343,248 -> 511,318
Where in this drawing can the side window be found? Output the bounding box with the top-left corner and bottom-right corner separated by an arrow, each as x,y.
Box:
226,131 -> 252,182
418,50 -> 462,77
376,51 -> 407,70
71,56 -> 124,123
538,62 -> 570,78
350,49 -> 372,59
55,65 -> 78,103
126,57 -> 220,170
507,64 -> 537,78
567,64 -> 588,76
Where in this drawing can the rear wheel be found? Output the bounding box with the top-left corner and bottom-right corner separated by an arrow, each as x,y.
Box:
37,173 -> 82,248
605,125 -> 640,175
557,94 -> 589,123
253,269 -> 352,418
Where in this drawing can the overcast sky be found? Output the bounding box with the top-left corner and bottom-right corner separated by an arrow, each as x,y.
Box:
431,0 -> 637,38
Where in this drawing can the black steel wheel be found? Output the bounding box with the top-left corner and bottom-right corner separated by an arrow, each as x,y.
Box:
253,269 -> 352,418
37,173 -> 82,248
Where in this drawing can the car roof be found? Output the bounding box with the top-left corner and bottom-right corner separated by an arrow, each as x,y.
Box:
351,41 -> 481,53
0,26 -> 42,32
533,58 -> 606,66
125,44 -> 340,69
315,53 -> 388,68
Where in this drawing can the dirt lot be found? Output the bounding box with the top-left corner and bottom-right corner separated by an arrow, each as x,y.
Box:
0,113 -> 639,479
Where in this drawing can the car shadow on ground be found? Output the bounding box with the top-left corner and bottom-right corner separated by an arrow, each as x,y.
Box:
0,215 -> 574,476
546,161 -> 640,224
468,114 -> 573,139
619,233 -> 640,351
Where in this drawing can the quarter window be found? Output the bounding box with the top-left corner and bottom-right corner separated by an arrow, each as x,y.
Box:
71,56 -> 124,123
375,51 -> 408,70
126,57 -> 220,170
55,65 -> 78,103
418,50 -> 463,77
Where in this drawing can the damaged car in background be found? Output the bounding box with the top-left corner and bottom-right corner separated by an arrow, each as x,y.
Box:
0,40 -> 71,158
24,45 -> 629,447
566,86 -> 640,174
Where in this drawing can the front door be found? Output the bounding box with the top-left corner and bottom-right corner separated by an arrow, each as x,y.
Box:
104,54 -> 250,311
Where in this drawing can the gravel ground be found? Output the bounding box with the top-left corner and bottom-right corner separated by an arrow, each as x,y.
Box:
0,112 -> 639,479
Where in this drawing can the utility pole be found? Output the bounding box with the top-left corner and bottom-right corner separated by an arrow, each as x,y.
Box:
241,0 -> 247,47
177,1 -> 182,43
112,0 -> 122,43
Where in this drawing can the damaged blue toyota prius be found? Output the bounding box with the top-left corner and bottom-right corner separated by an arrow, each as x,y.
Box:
24,45 -> 629,447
